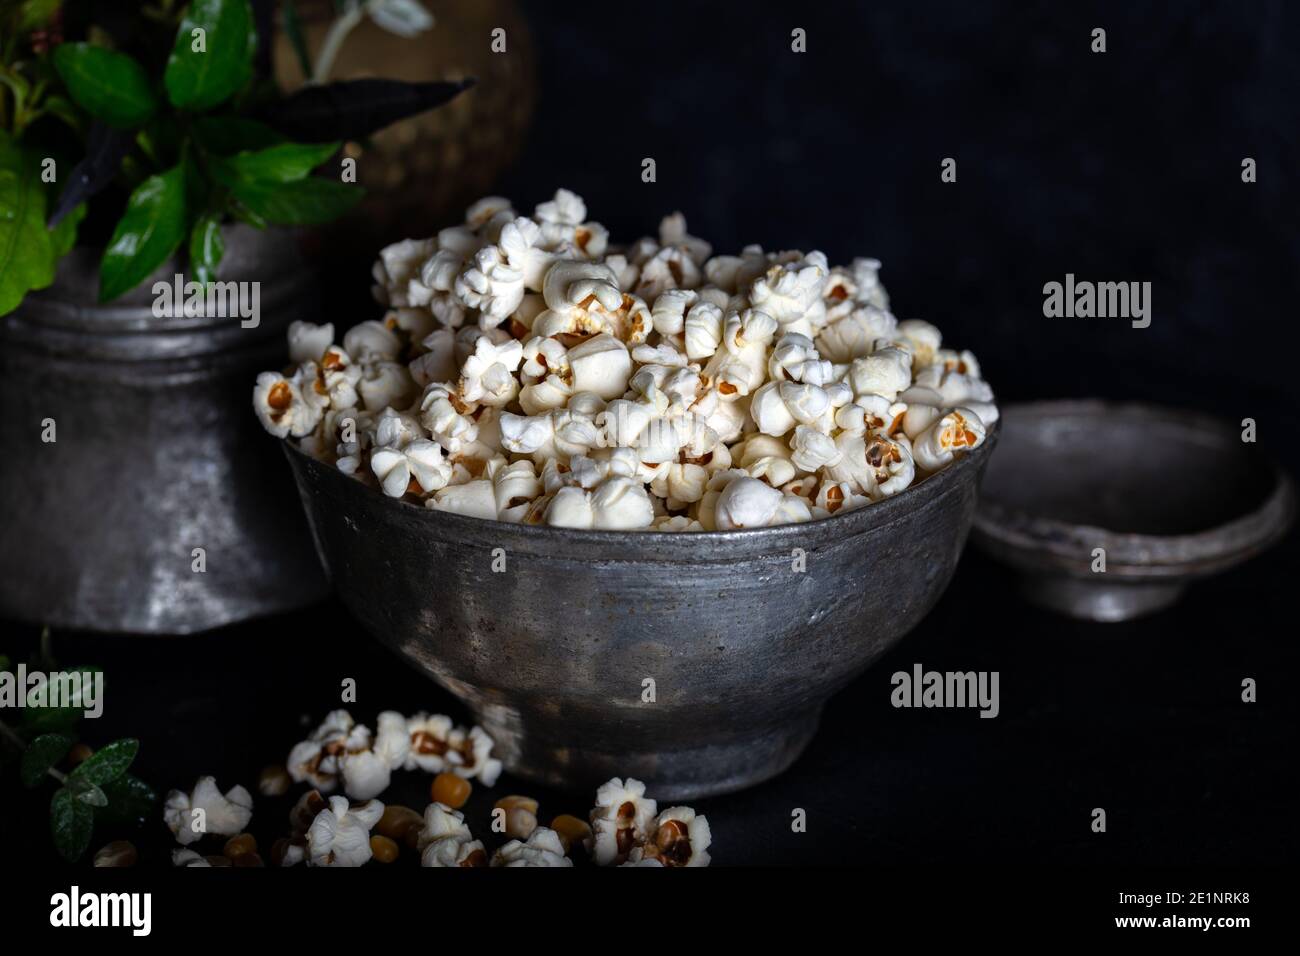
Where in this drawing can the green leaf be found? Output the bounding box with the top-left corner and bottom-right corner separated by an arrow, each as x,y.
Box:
0,654 -> 11,672
228,176 -> 362,225
222,141 -> 340,183
188,214 -> 224,284
99,164 -> 188,302
165,0 -> 256,111
69,737 -> 138,788
74,782 -> 108,807
19,733 -> 72,788
96,774 -> 158,827
50,201 -> 86,257
0,135 -> 64,315
18,665 -> 100,734
50,787 -> 94,862
191,115 -> 284,155
52,43 -> 157,129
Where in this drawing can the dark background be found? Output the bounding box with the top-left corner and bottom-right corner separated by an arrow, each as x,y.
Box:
4,0 -> 1298,868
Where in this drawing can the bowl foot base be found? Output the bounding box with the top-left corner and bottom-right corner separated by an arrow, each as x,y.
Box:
475,707 -> 823,802
1021,573 -> 1186,622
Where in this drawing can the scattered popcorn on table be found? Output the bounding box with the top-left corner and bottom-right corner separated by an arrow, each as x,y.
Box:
288,709 -> 503,800
306,796 -> 384,867
255,189 -> 996,529
163,776 -> 253,846
491,827 -> 573,867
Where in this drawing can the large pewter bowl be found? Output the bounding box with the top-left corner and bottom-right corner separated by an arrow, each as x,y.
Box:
284,429 -> 997,799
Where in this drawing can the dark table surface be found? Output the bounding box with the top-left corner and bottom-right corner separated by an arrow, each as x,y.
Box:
5,521 -> 1293,867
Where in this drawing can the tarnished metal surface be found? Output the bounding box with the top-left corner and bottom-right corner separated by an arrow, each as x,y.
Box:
973,401 -> 1295,621
0,227 -> 328,634
285,430 -> 997,799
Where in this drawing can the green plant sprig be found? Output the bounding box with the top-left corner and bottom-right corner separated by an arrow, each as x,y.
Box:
1,634 -> 157,862
0,0 -> 471,316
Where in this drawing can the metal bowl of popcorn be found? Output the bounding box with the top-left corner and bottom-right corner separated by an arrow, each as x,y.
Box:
284,429 -> 995,799
266,187 -> 1002,797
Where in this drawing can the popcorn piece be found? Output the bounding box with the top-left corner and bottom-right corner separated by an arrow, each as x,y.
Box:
337,710 -> 409,800
306,796 -> 384,867
544,477 -> 656,530
428,479 -> 497,520
163,777 -> 254,846
896,318 -> 942,369
370,437 -> 451,498
911,408 -> 987,473
444,725 -> 503,786
816,304 -> 898,362
630,806 -> 712,867
417,801 -> 472,847
825,432 -> 916,499
287,709 -> 371,792
712,476 -> 813,529
372,238 -> 436,307
404,713 -> 455,772
848,346 -> 913,402
566,333 -> 632,399
589,777 -> 658,866
748,251 -> 829,330
253,371 -> 321,438
343,320 -> 402,362
288,321 -> 335,364
491,827 -> 573,867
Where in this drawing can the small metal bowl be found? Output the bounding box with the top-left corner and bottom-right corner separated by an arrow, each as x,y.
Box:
283,428 -> 997,799
972,401 -> 1294,622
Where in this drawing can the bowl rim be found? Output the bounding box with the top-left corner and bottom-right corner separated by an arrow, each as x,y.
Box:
282,419 -> 998,558
971,399 -> 1296,577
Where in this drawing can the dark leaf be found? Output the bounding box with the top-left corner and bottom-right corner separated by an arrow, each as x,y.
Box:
48,122 -> 133,228
99,164 -> 189,302
52,43 -> 158,129
68,737 -> 138,788
189,214 -> 224,283
281,0 -> 313,79
165,0 -> 256,111
50,787 -> 94,862
251,0 -> 275,78
260,77 -> 475,143
95,774 -> 158,828
19,733 -> 72,788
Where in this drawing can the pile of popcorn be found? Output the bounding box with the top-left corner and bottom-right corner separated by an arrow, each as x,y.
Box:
253,189 -> 996,530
